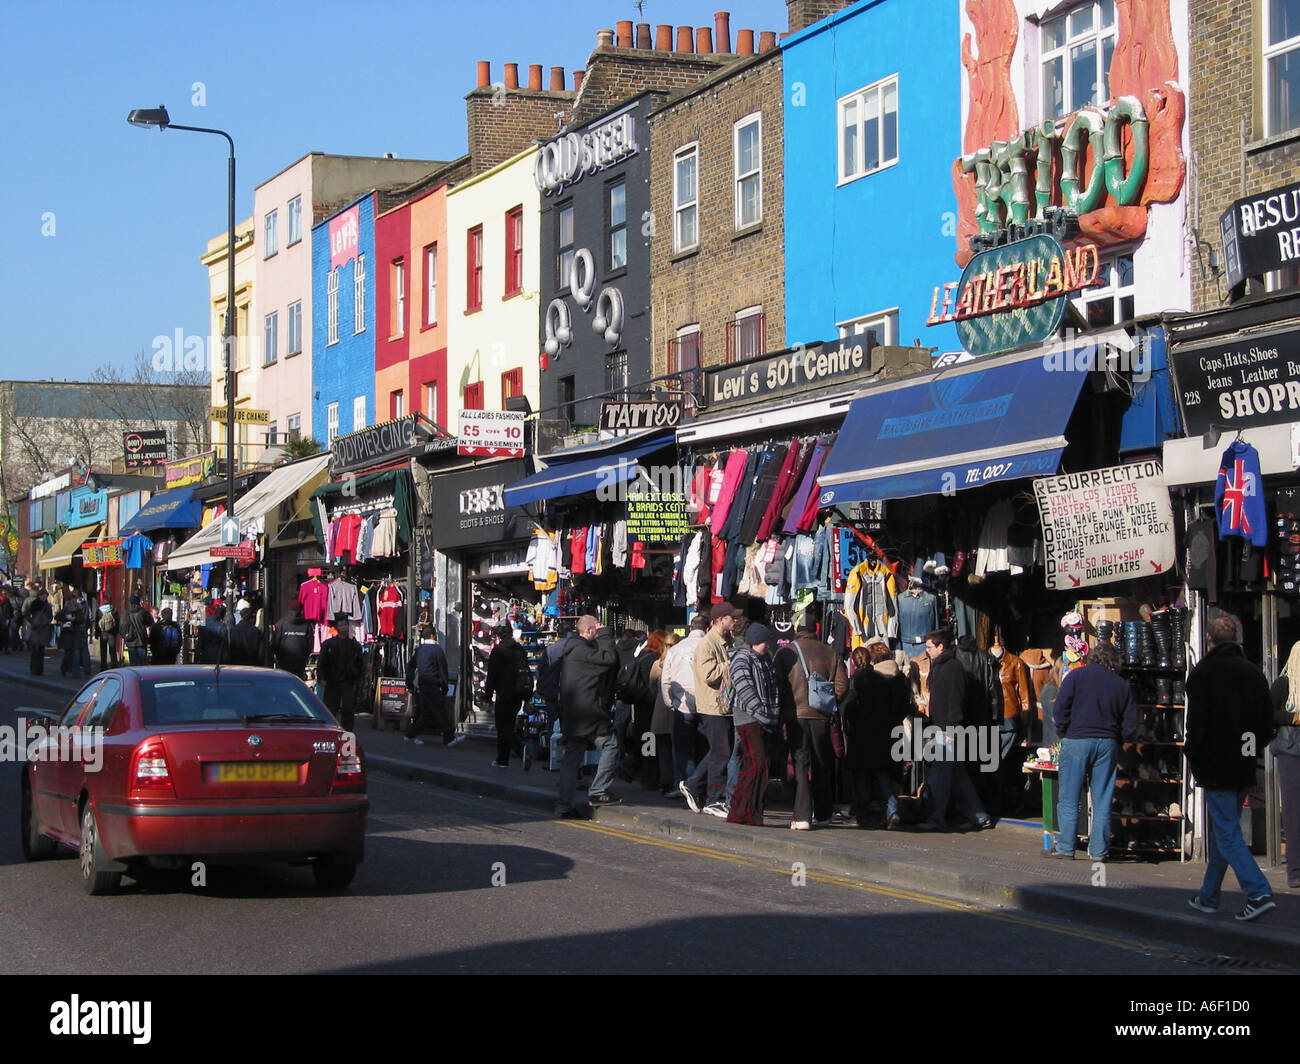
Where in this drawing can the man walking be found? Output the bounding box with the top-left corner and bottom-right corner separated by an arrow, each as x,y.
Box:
555,615 -> 621,817
23,590 -> 53,676
1186,615 -> 1276,921
56,588 -> 92,678
680,602 -> 740,817
229,607 -> 267,666
916,629 -> 992,832
1044,641 -> 1137,860
318,613 -> 365,730
405,625 -> 454,746
661,614 -> 707,788
535,622 -> 574,769
485,625 -> 530,768
149,607 -> 184,665
271,604 -> 313,678
120,595 -> 152,665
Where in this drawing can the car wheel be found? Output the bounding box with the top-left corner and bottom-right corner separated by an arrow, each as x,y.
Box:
312,859 -> 357,890
79,804 -> 121,896
20,775 -> 56,860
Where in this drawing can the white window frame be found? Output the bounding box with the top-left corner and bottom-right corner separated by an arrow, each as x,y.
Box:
557,204 -> 575,288
608,179 -> 628,271
394,259 -> 406,337
392,390 -> 405,418
264,209 -> 278,258
673,144 -> 699,253
353,395 -> 366,432
1039,0 -> 1117,120
1073,251 -> 1135,326
838,75 -> 899,184
263,310 -> 278,365
425,244 -> 438,326
326,402 -> 339,444
836,308 -> 898,347
730,305 -> 765,363
672,324 -> 702,413
287,300 -> 302,356
327,270 -> 339,345
353,254 -> 366,333
287,195 -> 302,246
287,412 -> 301,442
265,421 -> 278,447
1265,0 -> 1300,136
424,382 -> 438,421
734,114 -> 762,229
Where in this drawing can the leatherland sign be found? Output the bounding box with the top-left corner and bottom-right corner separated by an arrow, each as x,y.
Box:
928,235 -> 1100,358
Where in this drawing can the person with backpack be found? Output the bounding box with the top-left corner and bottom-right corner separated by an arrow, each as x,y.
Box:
120,595 -> 153,665
485,625 -> 532,768
405,625 -> 453,746
270,604 -> 313,678
96,603 -> 121,669
149,607 -> 184,665
726,624 -> 780,825
772,618 -> 848,830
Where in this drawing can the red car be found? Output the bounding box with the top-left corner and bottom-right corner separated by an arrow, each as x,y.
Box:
20,666 -> 367,894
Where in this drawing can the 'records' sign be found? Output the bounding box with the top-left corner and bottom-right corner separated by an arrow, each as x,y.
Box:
535,112 -> 638,196
1033,461 -> 1174,591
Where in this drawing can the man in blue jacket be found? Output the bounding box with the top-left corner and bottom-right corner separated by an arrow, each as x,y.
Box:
1047,641 -> 1137,860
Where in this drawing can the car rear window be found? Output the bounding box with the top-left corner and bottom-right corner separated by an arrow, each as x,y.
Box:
139,675 -> 333,726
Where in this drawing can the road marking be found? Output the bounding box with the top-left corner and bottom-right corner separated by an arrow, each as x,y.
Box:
562,820 -> 1175,958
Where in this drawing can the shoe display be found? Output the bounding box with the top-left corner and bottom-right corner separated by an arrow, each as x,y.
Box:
1234,896 -> 1275,922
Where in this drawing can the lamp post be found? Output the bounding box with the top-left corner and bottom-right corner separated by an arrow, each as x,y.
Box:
128,105 -> 238,636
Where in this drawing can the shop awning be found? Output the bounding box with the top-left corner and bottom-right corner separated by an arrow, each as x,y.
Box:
817,348 -> 1090,504
166,454 -> 331,571
36,524 -> 103,570
503,433 -> 675,507
119,486 -> 201,536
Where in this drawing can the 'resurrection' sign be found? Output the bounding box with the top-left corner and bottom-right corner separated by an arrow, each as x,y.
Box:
1219,180 -> 1300,290
928,236 -> 1101,357
1033,461 -> 1174,591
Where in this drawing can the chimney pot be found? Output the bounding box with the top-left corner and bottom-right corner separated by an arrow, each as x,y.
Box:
504,62 -> 519,89
635,22 -> 651,48
476,60 -> 490,87
758,30 -> 777,53
675,26 -> 694,52
549,66 -> 565,91
736,29 -> 754,54
714,12 -> 732,53
573,69 -> 584,92
616,20 -> 633,47
528,64 -> 542,90
696,27 -> 713,53
655,24 -> 673,50
597,28 -> 614,48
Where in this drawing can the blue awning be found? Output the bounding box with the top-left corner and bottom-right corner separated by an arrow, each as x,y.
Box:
817,347 -> 1091,504
119,486 -> 201,536
504,433 -> 676,507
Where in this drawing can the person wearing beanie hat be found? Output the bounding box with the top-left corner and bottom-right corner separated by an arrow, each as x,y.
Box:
727,623 -> 779,825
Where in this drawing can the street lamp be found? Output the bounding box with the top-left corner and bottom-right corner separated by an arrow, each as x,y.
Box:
128,104 -> 238,639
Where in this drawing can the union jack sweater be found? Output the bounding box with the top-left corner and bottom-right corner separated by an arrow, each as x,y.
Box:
1214,441 -> 1267,547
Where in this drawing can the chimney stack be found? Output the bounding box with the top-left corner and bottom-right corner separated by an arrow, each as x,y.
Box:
504,62 -> 519,89
655,24 -> 672,50
714,12 -> 732,53
528,64 -> 542,90
635,22 -> 651,48
675,26 -> 694,52
476,60 -> 490,87
573,69 -> 584,92
616,20 -> 633,47
736,29 -> 754,54
758,30 -> 777,52
550,66 -> 565,90
597,28 -> 614,48
696,27 -> 713,53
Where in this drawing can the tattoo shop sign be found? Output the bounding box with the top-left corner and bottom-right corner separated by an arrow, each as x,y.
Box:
1033,461 -> 1174,590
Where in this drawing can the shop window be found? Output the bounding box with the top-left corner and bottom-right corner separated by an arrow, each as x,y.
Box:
667,326 -> 701,413
1040,0 -> 1116,119
501,367 -> 524,407
726,307 -> 765,364
1074,252 -> 1135,327
838,76 -> 898,183
606,350 -> 628,399
264,208 -> 278,258
673,144 -> 699,252
326,402 -> 339,444
558,375 -> 576,426
287,195 -> 302,246
608,179 -> 627,272
463,381 -> 484,411
467,225 -> 483,312
734,114 -> 762,229
391,258 -> 406,337
505,206 -> 523,297
424,243 -> 438,326
557,202 -> 575,288
287,300 -> 302,356
353,395 -> 366,432
390,390 -> 404,419
263,310 -> 278,366
837,309 -> 898,347
353,254 -> 366,333
327,269 -> 339,345
1266,0 -> 1300,135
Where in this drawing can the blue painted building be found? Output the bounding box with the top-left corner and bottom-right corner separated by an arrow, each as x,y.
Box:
783,0 -> 961,354
312,193 -> 376,443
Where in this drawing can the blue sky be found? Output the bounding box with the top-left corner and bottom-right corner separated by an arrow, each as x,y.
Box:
1,0 -> 790,382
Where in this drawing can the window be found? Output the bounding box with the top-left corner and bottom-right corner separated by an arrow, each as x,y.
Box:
327,269 -> 339,345
237,304 -> 249,372
668,326 -> 701,413
505,206 -> 524,296
287,196 -> 302,246
734,115 -> 762,228
353,254 -> 366,333
839,76 -> 899,182
1041,0 -> 1116,118
673,145 -> 699,252
353,395 -> 366,431
264,209 -> 278,258
557,203 -> 575,287
608,180 -> 627,271
265,421 -> 278,447
1074,252 -> 1135,327
287,413 -> 301,442
1266,0 -> 1300,135
837,308 -> 898,347
263,310 -> 278,365
467,225 -> 483,311
726,307 -> 765,363
423,382 -> 438,422
326,402 -> 339,443
605,350 -> 629,399
462,381 -> 484,411
392,258 -> 406,337
501,367 -> 524,406
558,375 -> 576,426
424,243 -> 438,326
390,390 -> 405,419
287,300 -> 302,356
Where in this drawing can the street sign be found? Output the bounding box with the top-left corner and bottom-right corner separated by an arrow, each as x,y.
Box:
210,406 -> 270,424
220,517 -> 240,546
210,543 -> 256,564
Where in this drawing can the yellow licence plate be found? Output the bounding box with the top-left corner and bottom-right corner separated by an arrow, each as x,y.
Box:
209,761 -> 299,783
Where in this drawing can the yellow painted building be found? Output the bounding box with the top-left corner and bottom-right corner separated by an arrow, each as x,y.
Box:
200,217 -> 258,468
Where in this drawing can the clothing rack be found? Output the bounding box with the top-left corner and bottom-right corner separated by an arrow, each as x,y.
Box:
329,494 -> 395,519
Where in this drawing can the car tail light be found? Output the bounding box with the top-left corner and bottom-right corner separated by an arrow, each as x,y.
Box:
331,748 -> 364,793
129,738 -> 175,800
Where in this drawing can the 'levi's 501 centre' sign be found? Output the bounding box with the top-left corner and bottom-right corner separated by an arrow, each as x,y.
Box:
704,337 -> 877,409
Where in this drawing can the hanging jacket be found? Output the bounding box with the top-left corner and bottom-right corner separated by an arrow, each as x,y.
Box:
781,437 -> 829,535
1214,441 -> 1268,547
708,449 -> 751,531
954,635 -> 1004,726
843,560 -> 897,645
995,649 -> 1033,720
756,440 -> 806,542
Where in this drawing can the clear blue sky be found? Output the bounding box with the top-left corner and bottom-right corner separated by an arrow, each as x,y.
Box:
1,0 -> 791,382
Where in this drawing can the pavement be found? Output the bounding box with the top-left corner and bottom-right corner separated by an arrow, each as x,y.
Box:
4,649 -> 1299,968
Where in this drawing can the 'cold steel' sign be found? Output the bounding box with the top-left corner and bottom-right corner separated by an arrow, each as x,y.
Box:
535,110 -> 638,196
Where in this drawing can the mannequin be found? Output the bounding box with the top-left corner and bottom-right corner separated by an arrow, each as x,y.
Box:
896,575 -> 938,648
